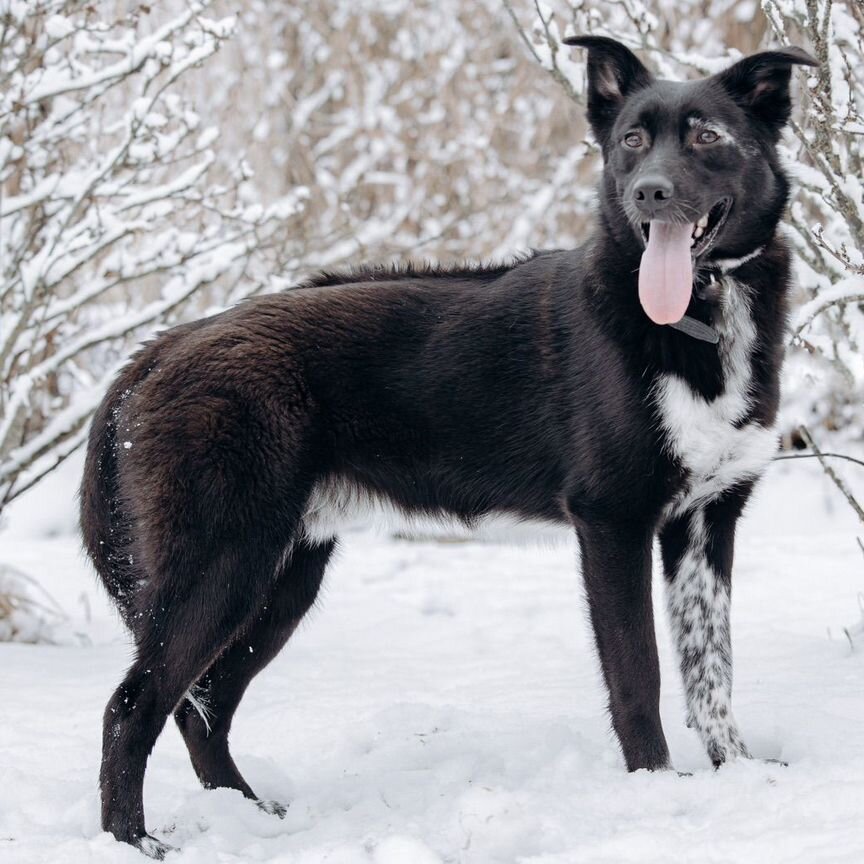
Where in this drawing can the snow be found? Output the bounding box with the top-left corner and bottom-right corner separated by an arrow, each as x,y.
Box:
2,458 -> 864,863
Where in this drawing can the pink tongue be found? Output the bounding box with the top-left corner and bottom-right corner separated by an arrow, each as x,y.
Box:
638,221 -> 694,324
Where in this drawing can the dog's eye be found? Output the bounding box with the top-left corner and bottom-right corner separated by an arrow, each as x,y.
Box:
623,132 -> 644,149
696,129 -> 720,145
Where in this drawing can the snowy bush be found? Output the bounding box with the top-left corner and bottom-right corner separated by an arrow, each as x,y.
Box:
0,1 -> 309,518
764,0 -> 864,436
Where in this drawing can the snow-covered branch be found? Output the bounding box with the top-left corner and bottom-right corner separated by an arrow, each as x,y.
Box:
0,2 -> 304,509
763,0 -> 864,431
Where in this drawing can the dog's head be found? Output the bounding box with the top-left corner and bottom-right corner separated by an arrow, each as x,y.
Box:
564,36 -> 817,324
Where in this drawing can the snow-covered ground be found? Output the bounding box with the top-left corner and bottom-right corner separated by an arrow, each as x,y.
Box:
2,456 -> 863,864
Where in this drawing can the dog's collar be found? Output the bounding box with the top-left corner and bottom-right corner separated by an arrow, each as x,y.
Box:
667,270 -> 721,344
669,315 -> 719,344
665,247 -> 764,344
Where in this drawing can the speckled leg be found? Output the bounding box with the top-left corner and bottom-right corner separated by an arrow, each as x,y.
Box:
660,488 -> 753,767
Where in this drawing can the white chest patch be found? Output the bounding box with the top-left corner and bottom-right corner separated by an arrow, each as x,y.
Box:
655,278 -> 778,516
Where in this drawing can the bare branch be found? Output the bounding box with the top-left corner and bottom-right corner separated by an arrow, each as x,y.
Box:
799,426 -> 864,525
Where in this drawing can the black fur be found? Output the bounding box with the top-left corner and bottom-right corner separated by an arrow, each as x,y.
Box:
81,38 -> 816,856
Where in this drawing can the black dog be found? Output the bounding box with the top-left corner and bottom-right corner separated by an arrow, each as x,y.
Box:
80,36 -> 816,857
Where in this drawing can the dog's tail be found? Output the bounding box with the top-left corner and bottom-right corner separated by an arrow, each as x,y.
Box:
79,355 -> 147,620
80,319 -> 215,620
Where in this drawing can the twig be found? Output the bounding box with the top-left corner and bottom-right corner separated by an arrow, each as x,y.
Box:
798,425 -> 864,525
772,451 -> 864,471
792,292 -> 864,341
500,0 -> 582,105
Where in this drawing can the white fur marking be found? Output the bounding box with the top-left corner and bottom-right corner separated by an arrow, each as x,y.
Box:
257,799 -> 288,818
713,245 -> 764,273
687,115 -> 738,147
185,684 -> 213,736
656,278 -> 778,518
300,476 -> 568,544
137,835 -> 173,860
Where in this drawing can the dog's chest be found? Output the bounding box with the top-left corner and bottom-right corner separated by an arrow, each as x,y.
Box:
655,281 -> 778,514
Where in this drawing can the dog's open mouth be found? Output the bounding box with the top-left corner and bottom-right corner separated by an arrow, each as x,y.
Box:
639,197 -> 732,259
637,198 -> 732,325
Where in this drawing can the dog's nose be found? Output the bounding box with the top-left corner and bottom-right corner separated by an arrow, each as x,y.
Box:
632,175 -> 674,216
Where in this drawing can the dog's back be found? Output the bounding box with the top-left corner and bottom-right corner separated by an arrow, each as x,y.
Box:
82,253 -> 583,590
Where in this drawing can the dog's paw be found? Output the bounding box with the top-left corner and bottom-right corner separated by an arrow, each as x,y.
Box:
704,725 -> 752,769
710,749 -> 788,771
709,747 -> 749,769
256,798 -> 288,819
136,834 -> 175,860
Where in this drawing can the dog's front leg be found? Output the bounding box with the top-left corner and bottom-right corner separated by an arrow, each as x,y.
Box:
659,494 -> 751,767
577,518 -> 671,772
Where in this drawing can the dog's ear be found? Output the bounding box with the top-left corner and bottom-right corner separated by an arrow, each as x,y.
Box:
715,47 -> 817,138
563,36 -> 653,147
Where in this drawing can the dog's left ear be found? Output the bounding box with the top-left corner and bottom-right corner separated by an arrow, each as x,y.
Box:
715,47 -> 818,137
563,36 -> 653,147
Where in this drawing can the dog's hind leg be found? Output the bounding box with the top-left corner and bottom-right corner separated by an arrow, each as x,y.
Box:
100,539 -> 285,859
174,536 -> 335,812
576,517 -> 672,772
660,488 -> 752,767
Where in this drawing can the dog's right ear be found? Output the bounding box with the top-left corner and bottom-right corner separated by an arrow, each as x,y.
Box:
563,36 -> 653,147
714,47 -> 818,138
